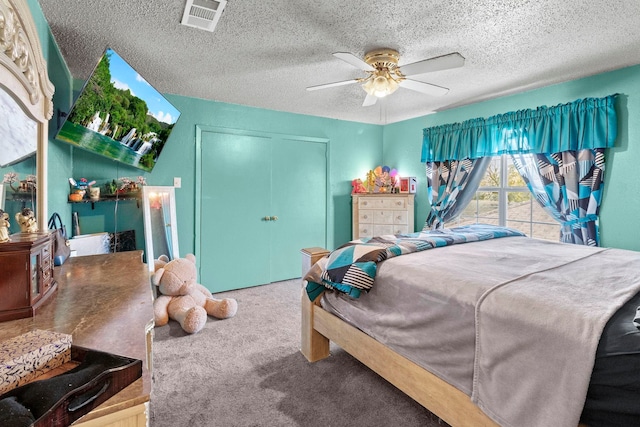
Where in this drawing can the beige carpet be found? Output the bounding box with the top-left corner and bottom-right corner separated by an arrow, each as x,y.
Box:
150,279 -> 448,426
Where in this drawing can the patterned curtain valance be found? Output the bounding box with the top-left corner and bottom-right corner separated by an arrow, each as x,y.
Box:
421,95 -> 618,162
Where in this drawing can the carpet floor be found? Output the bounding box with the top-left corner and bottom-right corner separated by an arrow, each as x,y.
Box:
150,279 -> 447,427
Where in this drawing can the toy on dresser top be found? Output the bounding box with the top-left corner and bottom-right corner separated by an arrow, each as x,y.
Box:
352,165 -> 401,194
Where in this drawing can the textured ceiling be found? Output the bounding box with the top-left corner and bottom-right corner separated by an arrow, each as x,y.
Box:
37,0 -> 640,125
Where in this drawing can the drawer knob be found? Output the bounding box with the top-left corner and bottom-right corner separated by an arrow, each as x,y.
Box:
363,215 -> 368,219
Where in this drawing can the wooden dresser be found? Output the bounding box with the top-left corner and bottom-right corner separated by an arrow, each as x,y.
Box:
0,251 -> 154,427
352,194 -> 415,239
0,232 -> 56,322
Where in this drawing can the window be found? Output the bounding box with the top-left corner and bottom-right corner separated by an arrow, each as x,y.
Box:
454,156 -> 559,241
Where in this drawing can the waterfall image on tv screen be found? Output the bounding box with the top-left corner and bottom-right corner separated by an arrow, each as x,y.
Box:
56,48 -> 181,172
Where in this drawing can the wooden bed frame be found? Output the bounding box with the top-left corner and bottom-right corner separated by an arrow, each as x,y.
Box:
300,248 -> 588,427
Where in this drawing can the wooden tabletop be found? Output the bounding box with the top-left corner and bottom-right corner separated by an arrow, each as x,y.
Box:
0,250 -> 154,423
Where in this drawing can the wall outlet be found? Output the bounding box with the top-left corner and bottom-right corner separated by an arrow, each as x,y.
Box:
173,177 -> 181,188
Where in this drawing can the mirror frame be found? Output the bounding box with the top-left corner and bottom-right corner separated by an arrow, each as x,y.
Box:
142,185 -> 180,272
0,0 -> 55,231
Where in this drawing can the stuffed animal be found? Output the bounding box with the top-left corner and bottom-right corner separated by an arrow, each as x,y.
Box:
0,209 -> 10,243
152,254 -> 238,334
351,178 -> 367,194
15,208 -> 38,233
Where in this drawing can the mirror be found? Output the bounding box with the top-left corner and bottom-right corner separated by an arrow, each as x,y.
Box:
0,85 -> 37,228
0,0 -> 55,233
0,86 -> 39,230
142,186 -> 180,272
0,88 -> 37,167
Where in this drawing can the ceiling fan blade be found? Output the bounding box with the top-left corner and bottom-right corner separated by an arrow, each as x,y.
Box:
333,52 -> 375,71
306,79 -> 360,91
399,52 -> 465,77
362,93 -> 377,107
400,79 -> 449,97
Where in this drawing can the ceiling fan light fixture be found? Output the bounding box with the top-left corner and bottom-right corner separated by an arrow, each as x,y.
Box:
308,48 -> 460,104
362,71 -> 400,98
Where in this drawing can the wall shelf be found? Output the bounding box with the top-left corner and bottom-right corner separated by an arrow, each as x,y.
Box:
68,196 -> 141,209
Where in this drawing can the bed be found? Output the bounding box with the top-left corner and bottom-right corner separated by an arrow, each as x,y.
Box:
301,225 -> 640,427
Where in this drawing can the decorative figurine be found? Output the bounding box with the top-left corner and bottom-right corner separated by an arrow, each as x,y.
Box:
366,170 -> 376,192
69,177 -> 96,199
374,166 -> 393,193
351,178 -> 367,194
0,209 -> 10,243
15,208 -> 38,233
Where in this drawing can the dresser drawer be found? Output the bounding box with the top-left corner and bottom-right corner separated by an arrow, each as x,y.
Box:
41,252 -> 52,269
42,267 -> 53,288
373,210 -> 394,224
392,225 -> 409,235
359,197 -> 406,210
358,211 -> 374,224
359,197 -> 395,210
389,198 -> 406,209
358,224 -> 374,238
393,211 -> 408,224
373,224 -> 395,236
363,224 -> 409,237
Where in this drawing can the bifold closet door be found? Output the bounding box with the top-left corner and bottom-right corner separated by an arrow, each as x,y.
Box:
269,138 -> 326,282
199,130 -> 326,292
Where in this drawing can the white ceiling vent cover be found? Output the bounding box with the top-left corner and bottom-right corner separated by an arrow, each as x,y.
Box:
181,0 -> 227,32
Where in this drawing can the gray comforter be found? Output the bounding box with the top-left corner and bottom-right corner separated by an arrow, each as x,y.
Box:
321,236 -> 640,427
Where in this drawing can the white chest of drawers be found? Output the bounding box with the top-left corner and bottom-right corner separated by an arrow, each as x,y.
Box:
352,194 -> 415,239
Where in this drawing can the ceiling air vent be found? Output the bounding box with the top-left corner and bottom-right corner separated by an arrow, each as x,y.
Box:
181,0 -> 227,32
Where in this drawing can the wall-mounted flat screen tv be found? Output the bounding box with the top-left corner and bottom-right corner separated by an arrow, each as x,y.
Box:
55,48 -> 181,172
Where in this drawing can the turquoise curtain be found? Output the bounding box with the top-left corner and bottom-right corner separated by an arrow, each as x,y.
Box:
422,95 -> 617,162
424,158 -> 491,229
511,149 -> 605,246
421,95 -> 617,246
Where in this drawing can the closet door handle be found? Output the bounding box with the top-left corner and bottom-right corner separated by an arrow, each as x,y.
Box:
263,216 -> 271,221
270,216 -> 278,221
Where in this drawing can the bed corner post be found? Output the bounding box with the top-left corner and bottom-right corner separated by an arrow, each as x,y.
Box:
300,247 -> 330,362
301,290 -> 330,362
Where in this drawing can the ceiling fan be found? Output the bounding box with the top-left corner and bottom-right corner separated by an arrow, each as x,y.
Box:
307,49 -> 465,107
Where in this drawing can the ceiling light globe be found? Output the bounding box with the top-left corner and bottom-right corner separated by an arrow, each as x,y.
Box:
373,75 -> 388,90
362,72 -> 401,98
386,78 -> 399,95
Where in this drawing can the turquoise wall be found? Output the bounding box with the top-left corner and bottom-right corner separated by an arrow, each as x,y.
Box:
383,65 -> 640,251
153,96 -> 382,254
25,0 -> 640,255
